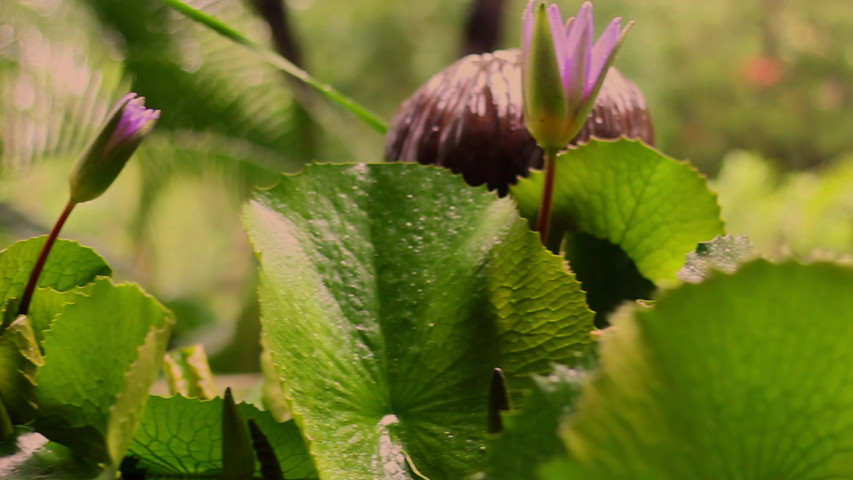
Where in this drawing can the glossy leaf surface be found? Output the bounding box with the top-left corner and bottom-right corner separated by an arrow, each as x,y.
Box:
245,163 -> 594,479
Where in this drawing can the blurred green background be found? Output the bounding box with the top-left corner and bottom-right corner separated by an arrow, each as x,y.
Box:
1,0 -> 850,371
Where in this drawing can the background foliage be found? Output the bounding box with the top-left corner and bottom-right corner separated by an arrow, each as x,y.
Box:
1,0 -> 852,478
0,0 -> 850,373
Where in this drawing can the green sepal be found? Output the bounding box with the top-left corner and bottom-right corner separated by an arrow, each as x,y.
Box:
523,2 -> 570,153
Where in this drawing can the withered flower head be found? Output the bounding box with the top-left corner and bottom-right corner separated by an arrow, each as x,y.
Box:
385,49 -> 653,195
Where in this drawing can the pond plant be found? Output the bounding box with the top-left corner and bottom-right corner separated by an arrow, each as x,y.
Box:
0,0 -> 851,479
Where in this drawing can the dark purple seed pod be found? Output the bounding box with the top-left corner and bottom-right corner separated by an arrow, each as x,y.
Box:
385,49 -> 654,195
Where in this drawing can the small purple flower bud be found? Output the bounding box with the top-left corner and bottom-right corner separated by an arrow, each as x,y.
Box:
69,93 -> 159,203
522,0 -> 631,153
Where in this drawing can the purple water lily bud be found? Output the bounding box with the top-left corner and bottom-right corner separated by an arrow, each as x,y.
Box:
522,0 -> 630,153
69,93 -> 159,203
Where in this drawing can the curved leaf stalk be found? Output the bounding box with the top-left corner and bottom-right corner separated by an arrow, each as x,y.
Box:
159,0 -> 388,134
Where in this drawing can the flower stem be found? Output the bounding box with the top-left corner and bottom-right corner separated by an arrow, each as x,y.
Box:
17,199 -> 77,317
536,150 -> 558,245
159,0 -> 387,134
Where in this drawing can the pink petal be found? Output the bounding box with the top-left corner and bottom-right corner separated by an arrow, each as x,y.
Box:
522,0 -> 536,55
564,2 -> 592,103
589,17 -> 622,95
546,4 -> 568,80
106,94 -> 159,153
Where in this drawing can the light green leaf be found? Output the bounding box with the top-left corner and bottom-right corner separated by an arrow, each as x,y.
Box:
26,286 -> 92,343
245,163 -> 593,479
0,237 -> 111,322
513,139 -> 724,283
0,316 -> 44,426
106,316 -> 173,465
561,260 -> 853,479
34,278 -> 174,465
126,395 -> 317,479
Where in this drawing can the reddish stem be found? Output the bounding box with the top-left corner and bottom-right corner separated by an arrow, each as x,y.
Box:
536,150 -> 557,245
17,199 -> 77,317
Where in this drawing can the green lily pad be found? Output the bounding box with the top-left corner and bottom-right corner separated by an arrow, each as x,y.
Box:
561,260 -> 853,479
513,139 -> 724,284
244,163 -> 593,479
0,237 -> 111,324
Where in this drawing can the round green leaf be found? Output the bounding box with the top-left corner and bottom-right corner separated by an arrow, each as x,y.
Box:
513,139 -> 724,283
0,237 -> 111,319
563,260 -> 853,479
244,163 -> 593,479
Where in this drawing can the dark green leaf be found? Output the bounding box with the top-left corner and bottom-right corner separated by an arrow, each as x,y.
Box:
158,0 -> 388,134
222,388 -> 254,480
249,419 -> 285,480
0,316 -> 43,426
562,232 -> 656,326
88,0 -> 312,171
245,163 -> 593,479
483,365 -> 584,480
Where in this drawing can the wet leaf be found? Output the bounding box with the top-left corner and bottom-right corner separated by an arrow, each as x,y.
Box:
245,163 -> 593,479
